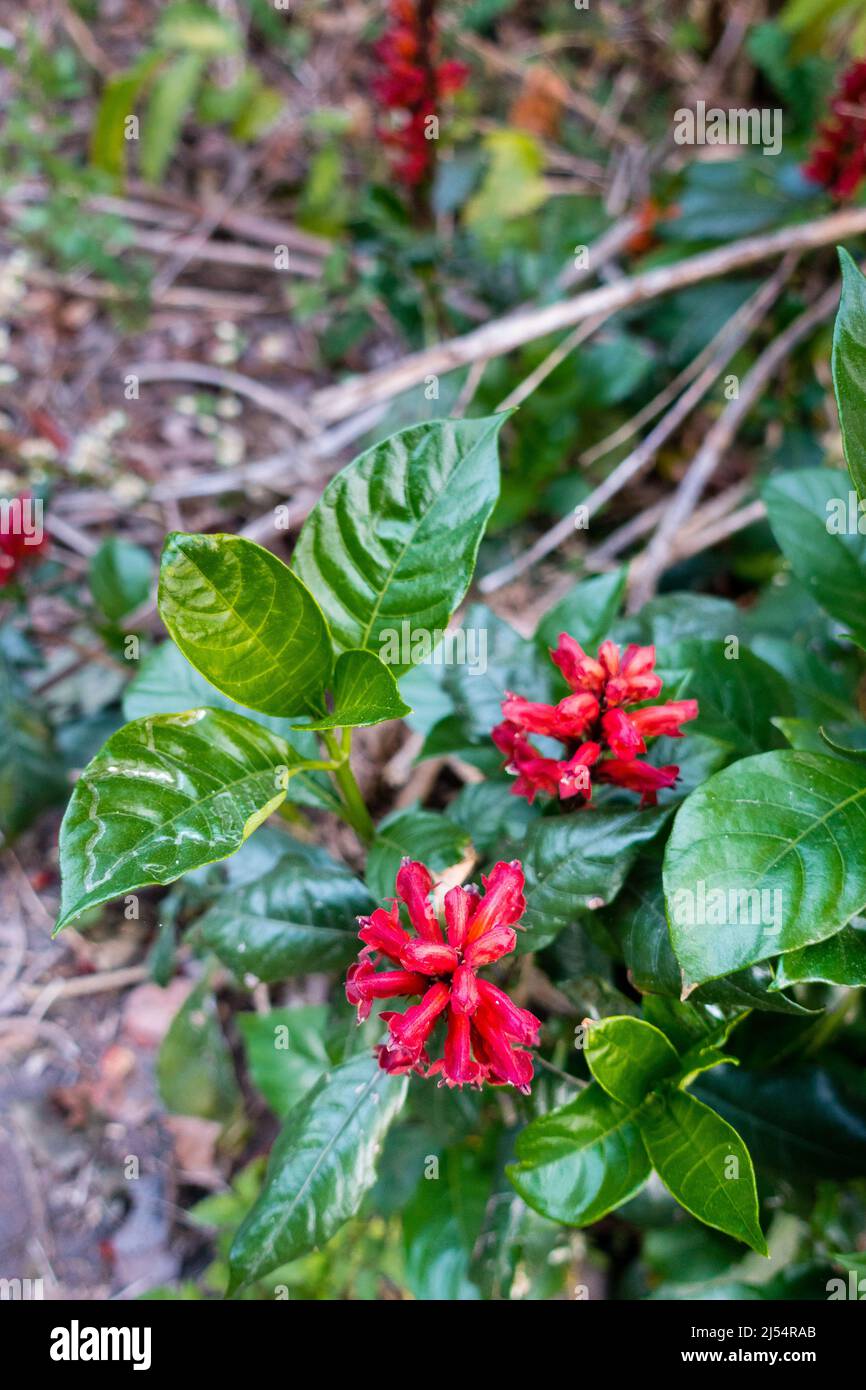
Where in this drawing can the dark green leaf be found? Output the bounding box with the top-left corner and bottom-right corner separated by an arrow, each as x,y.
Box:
0,656 -> 66,841
237,1006 -> 330,1116
507,1082 -> 651,1225
199,843 -> 371,981
365,808 -> 470,903
655,639 -> 792,756
158,532 -> 332,716
292,417 -> 504,675
89,536 -> 154,622
228,1054 -> 407,1291
534,569 -> 627,653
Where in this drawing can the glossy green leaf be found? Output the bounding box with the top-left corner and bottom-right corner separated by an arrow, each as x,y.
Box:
156,976 -> 241,1122
365,808 -> 470,903
292,416 -> 504,675
402,1148 -> 487,1301
521,806 -> 670,951
507,1082 -> 651,1225
89,536 -> 154,622
294,649 -> 411,730
832,248 -> 866,502
237,1006 -> 330,1116
55,709 -> 300,932
124,639 -> 341,812
665,750 -> 866,986
534,569 -> 627,654
763,468 -> 866,646
655,640 -> 792,756
158,532 -> 332,717
639,1088 -> 767,1255
141,52 -> 203,184
199,843 -> 372,981
228,1054 -> 408,1291
585,1016 -> 680,1108
772,921 -> 866,989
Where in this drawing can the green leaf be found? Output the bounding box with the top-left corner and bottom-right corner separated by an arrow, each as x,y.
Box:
402,1148 -> 487,1300
292,417 -> 504,675
158,532 -> 332,717
156,1 -> 241,55
521,806 -> 670,951
141,52 -> 204,184
89,536 -> 154,622
365,808 -> 470,903
0,656 -> 66,842
55,709 -> 300,933
228,1054 -> 407,1291
199,843 -> 372,981
832,248 -> 866,502
156,976 -> 241,1122
237,1006 -> 330,1116
654,640 -> 792,756
294,649 -> 411,730
763,467 -> 866,646
773,921 -> 866,988
123,640 -> 341,812
465,130 -> 550,228
639,1089 -> 767,1255
534,569 -> 627,654
665,750 -> 866,986
90,55 -> 163,178
507,1082 -> 651,1225
585,1016 -> 680,1108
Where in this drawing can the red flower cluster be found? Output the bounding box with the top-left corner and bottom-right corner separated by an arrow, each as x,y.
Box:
492,635 -> 698,807
372,0 -> 468,185
346,858 -> 539,1093
804,61 -> 866,198
0,493 -> 47,588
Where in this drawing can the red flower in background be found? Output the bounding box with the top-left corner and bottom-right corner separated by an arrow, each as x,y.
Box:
0,493 -> 47,588
372,0 -> 468,186
492,635 -> 698,807
346,858 -> 539,1093
804,61 -> 866,198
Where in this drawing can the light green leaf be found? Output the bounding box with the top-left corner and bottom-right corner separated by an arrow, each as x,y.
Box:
585,1015 -> 680,1108
639,1088 -> 767,1254
90,55 -> 164,178
228,1054 -> 407,1291
158,532 -> 332,717
0,656 -> 66,842
465,130 -> 549,228
156,1 -> 241,55
89,536 -> 154,622
237,1006 -> 330,1116
292,416 -> 504,676
55,708 -> 301,932
295,649 -> 411,730
507,1082 -> 651,1225
665,750 -> 866,986
141,52 -> 204,184
199,843 -> 372,981
832,248 -> 866,502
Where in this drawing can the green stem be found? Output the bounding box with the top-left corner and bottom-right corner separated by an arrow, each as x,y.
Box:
323,730 -> 376,845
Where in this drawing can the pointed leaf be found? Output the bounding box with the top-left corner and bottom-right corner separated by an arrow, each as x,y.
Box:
292,416 -> 504,675
228,1054 -> 407,1291
55,709 -> 300,932
158,532 -> 332,716
295,649 -> 411,730
772,921 -> 866,989
585,1015 -> 680,1108
639,1088 -> 767,1255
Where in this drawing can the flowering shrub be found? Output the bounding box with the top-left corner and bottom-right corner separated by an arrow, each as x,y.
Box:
805,60 -> 866,198
51,255 -> 866,1299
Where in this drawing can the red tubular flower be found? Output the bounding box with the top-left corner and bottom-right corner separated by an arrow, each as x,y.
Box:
493,634 -> 698,807
0,493 -> 47,588
372,0 -> 468,187
804,61 -> 866,199
346,858 -> 538,1092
